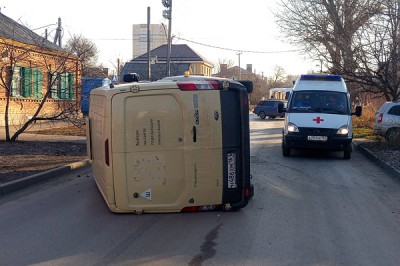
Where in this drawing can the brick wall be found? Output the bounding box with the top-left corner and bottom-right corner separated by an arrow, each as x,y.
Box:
0,97 -> 81,126
0,41 -> 82,127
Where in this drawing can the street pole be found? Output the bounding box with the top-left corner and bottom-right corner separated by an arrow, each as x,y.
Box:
320,59 -> 323,73
237,51 -> 242,80
147,7 -> 151,81
53,18 -> 62,47
166,0 -> 172,76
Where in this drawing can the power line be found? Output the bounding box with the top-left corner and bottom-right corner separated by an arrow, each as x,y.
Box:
174,36 -> 303,54
32,23 -> 57,31
90,35 -> 304,54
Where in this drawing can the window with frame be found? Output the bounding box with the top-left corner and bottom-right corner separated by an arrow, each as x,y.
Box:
49,72 -> 75,100
11,66 -> 43,98
388,105 -> 400,116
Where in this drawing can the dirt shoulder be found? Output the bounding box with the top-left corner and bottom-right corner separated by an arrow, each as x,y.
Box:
0,126 -> 87,184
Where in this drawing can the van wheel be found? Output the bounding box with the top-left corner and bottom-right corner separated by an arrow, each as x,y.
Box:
259,112 -> 266,119
343,150 -> 351,160
282,143 -> 291,156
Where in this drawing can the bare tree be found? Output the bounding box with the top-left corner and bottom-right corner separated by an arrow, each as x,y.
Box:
268,65 -> 287,87
247,74 -> 268,105
275,0 -> 382,75
64,34 -> 99,77
346,0 -> 400,101
0,29 -> 81,142
214,58 -> 235,73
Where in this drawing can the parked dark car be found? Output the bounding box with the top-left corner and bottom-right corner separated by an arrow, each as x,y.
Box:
253,99 -> 287,119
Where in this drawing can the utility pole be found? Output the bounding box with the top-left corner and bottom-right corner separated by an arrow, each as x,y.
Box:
117,58 -> 120,78
162,0 -> 172,77
237,51 -> 242,80
147,7 -> 151,81
53,17 -> 62,47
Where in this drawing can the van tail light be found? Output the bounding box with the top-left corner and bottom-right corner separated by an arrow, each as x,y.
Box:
181,205 -> 219,212
377,113 -> 383,123
105,139 -> 110,166
177,81 -> 220,91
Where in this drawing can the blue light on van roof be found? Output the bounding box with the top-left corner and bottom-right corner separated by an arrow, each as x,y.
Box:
300,74 -> 342,81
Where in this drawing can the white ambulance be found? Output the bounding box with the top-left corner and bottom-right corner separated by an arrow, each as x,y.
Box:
278,74 -> 362,159
86,74 -> 254,213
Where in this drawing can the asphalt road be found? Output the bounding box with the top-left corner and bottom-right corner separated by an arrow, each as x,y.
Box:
1,114 -> 400,266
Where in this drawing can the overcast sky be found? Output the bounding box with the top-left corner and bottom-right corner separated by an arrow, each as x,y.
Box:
1,0 -> 317,77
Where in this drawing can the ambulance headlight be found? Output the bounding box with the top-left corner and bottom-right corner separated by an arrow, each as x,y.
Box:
337,125 -> 349,135
287,122 -> 299,133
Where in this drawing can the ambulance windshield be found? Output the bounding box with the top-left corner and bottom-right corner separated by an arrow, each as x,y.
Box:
289,91 -> 349,114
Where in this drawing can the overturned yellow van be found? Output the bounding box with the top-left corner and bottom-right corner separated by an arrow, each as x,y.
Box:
86,75 -> 253,213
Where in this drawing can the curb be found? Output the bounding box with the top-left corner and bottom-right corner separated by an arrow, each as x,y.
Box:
355,142 -> 400,180
0,159 -> 91,197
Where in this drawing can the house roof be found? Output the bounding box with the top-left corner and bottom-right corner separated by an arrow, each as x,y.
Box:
0,12 -> 64,51
132,44 -> 213,66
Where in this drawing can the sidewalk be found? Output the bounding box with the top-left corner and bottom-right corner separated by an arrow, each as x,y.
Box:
353,138 -> 400,180
2,119 -> 86,141
0,121 -> 89,196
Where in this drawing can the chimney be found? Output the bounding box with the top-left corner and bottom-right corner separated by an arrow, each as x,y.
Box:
220,64 -> 228,73
246,64 -> 252,73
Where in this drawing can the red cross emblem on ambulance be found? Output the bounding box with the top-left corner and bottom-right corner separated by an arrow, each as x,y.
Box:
313,116 -> 324,124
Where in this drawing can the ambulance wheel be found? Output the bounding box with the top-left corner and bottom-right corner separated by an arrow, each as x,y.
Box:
343,150 -> 351,160
249,183 -> 254,198
259,112 -> 266,119
282,143 -> 291,156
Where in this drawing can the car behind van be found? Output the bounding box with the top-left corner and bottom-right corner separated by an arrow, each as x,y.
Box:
278,74 -> 362,159
253,99 -> 286,119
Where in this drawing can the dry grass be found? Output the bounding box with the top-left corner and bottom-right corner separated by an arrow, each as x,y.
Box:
353,105 -> 376,129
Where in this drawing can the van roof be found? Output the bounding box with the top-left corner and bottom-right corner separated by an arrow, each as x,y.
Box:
293,74 -> 347,93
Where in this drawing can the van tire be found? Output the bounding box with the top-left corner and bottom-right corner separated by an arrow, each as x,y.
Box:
282,143 -> 291,156
343,150 -> 351,160
259,112 -> 266,119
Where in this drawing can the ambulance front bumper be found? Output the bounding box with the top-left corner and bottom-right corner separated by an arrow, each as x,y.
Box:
283,130 -> 352,151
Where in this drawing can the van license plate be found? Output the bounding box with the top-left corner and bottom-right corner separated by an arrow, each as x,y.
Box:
307,136 -> 328,141
227,153 -> 237,189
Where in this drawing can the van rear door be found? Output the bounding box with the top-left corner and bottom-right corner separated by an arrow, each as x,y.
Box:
110,87 -> 223,212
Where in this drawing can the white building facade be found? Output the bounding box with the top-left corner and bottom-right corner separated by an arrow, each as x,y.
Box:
132,24 -> 167,59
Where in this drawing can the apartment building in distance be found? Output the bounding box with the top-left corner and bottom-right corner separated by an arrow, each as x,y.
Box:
132,24 -> 167,59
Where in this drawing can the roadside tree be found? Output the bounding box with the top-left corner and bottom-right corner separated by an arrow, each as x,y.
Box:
275,0 -> 381,74
346,0 -> 400,101
64,34 -> 103,78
